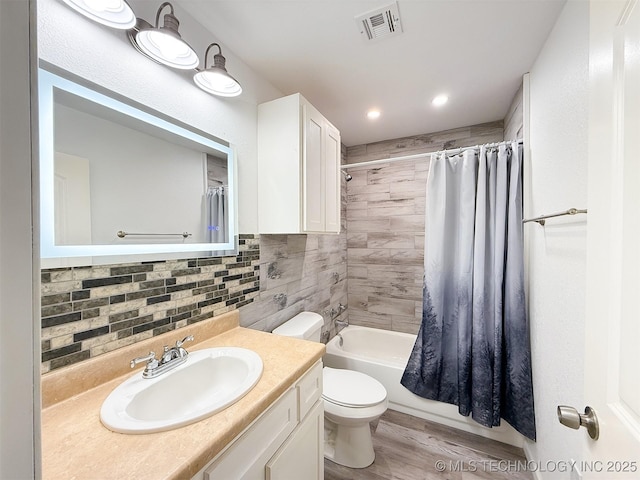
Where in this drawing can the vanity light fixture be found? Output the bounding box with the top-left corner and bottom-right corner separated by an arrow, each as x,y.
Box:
130,2 -> 199,70
62,0 -> 136,29
193,43 -> 243,97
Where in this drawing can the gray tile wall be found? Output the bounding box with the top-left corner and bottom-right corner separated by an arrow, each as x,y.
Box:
346,121 -> 505,164
239,143 -> 349,341
345,122 -> 504,334
238,232 -> 348,341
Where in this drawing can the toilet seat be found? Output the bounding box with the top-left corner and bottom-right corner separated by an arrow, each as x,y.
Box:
322,367 -> 387,408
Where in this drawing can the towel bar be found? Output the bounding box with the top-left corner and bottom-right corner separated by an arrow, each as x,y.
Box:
523,208 -> 587,226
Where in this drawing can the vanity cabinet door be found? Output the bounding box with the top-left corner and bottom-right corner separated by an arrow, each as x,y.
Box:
301,101 -> 341,234
302,102 -> 325,233
266,400 -> 324,480
324,124 -> 341,234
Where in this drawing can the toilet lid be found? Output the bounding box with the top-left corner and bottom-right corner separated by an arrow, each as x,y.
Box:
322,367 -> 387,407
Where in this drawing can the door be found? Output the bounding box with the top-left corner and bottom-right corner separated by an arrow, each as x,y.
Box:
584,0 -> 640,476
53,152 -> 92,245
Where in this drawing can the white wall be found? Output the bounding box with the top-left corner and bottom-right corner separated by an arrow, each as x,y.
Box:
37,0 -> 283,233
0,0 -> 38,477
525,2 -> 589,477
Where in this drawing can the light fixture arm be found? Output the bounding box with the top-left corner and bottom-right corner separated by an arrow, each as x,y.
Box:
204,43 -> 225,70
155,2 -> 175,27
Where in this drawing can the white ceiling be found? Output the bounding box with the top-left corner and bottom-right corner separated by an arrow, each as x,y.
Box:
178,0 -> 565,146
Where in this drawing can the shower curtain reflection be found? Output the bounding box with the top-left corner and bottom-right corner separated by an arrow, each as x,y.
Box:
206,186 -> 227,243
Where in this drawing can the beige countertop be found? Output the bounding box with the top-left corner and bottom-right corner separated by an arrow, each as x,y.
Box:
41,311 -> 325,480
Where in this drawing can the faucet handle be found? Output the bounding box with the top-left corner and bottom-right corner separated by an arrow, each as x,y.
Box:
130,351 -> 157,369
176,335 -> 194,348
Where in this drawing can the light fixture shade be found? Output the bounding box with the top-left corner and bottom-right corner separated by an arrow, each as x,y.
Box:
193,69 -> 242,97
133,2 -> 199,69
62,0 -> 136,29
135,30 -> 199,69
193,44 -> 242,97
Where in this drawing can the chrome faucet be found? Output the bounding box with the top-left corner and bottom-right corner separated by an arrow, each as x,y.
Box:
322,303 -> 348,321
130,335 -> 194,379
335,304 -> 348,328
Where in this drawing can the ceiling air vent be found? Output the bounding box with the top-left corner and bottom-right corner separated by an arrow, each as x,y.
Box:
355,1 -> 403,42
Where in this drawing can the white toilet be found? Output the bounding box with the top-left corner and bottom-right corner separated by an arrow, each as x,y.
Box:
272,312 -> 388,468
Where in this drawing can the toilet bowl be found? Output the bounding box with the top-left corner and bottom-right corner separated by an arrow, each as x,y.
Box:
322,366 -> 388,468
272,312 -> 388,468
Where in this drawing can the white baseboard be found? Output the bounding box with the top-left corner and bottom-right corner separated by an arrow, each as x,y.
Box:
523,442 -> 544,480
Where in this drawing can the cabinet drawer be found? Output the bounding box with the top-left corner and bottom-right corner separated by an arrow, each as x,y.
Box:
204,389 -> 297,480
296,361 -> 322,421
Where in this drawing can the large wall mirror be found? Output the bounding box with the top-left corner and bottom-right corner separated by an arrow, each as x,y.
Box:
39,67 -> 238,267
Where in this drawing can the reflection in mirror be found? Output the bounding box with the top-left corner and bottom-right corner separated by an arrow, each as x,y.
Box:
39,67 -> 237,266
206,153 -> 229,243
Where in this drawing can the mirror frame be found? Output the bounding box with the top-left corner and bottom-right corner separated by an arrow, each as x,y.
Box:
38,67 -> 238,265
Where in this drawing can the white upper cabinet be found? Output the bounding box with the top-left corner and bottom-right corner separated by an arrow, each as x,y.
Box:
258,93 -> 341,234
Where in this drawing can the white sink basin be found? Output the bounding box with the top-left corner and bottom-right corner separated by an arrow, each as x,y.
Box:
100,347 -> 263,434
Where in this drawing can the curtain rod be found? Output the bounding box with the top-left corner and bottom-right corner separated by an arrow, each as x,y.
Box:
342,139 -> 524,170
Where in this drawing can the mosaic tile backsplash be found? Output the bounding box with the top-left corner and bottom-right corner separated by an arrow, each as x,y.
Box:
40,235 -> 259,373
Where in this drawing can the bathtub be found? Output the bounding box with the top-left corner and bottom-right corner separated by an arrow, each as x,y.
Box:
324,325 -> 523,447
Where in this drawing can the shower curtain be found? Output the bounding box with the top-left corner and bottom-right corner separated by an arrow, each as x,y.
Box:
400,141 -> 536,440
206,186 -> 226,243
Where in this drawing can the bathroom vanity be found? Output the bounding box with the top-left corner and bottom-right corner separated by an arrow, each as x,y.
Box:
40,311 -> 325,480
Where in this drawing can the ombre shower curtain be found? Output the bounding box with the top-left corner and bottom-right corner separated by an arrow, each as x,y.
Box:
207,186 -> 227,243
401,141 -> 536,440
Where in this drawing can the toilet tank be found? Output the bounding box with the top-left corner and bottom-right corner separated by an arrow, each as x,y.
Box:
272,312 -> 323,342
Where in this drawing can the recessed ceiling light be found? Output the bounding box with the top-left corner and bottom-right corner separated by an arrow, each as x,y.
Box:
367,109 -> 381,120
432,94 -> 449,107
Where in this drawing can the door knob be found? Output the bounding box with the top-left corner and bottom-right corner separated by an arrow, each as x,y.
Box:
557,405 -> 599,440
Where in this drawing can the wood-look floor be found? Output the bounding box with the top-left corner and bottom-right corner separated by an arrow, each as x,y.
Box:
324,410 -> 533,480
